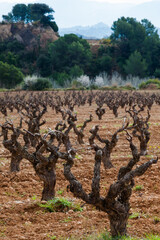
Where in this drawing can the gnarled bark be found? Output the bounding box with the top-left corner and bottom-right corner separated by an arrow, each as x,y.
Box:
64,130 -> 158,238
89,120 -> 129,169
10,154 -> 23,172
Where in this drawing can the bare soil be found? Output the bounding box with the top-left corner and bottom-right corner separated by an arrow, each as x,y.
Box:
0,93 -> 160,240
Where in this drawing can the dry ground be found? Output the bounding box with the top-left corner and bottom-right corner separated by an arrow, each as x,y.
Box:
0,92 -> 160,240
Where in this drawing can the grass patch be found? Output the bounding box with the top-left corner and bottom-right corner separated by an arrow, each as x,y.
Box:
76,123 -> 83,128
60,217 -> 72,223
145,234 -> 160,240
31,195 -> 37,200
133,185 -> 144,191
129,212 -> 141,219
65,231 -> 160,240
75,154 -> 82,160
56,189 -> 64,195
39,197 -> 83,212
47,234 -> 57,240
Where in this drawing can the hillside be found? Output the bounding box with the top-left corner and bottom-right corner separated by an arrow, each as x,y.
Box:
0,22 -> 58,50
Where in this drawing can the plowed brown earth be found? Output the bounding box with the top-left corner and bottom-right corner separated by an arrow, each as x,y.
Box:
0,92 -> 160,240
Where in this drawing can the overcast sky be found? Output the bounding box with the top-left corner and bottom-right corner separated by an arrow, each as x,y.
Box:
87,0 -> 151,3
0,0 -> 153,3
0,0 -> 158,28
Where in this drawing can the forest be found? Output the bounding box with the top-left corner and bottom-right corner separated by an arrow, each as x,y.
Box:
1,3 -> 160,89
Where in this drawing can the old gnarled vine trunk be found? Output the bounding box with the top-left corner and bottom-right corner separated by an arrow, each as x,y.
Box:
38,169 -> 56,201
10,154 -> 23,172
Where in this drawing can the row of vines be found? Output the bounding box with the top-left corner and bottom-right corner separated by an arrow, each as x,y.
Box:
0,90 -> 159,238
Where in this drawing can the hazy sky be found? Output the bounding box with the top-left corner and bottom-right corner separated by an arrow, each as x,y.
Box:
0,0 -> 153,3
88,0 -> 151,3
0,0 -> 158,28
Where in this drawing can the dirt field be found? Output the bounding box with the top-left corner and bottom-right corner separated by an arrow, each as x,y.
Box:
0,92 -> 160,240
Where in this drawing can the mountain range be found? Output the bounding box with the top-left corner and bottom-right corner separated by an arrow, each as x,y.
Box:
59,22 -> 112,39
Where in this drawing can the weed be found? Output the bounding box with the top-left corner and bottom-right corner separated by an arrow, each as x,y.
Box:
84,231 -> 138,240
32,195 -> 37,200
56,189 -> 64,195
5,191 -> 12,196
0,220 -> 6,226
0,232 -> 6,238
129,212 -> 141,219
76,123 -> 83,128
39,197 -> 83,212
75,154 -> 82,160
145,233 -> 160,240
146,155 -> 154,158
60,217 -> 72,223
0,227 -> 6,238
133,185 -> 144,191
153,216 -> 160,224
40,129 -> 48,134
47,234 -> 57,240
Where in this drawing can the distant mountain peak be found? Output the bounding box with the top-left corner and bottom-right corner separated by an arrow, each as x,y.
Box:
59,22 -> 112,39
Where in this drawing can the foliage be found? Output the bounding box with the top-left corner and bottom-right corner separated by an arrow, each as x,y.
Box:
39,197 -> 83,212
12,4 -> 28,22
52,72 -> 70,87
36,54 -> 52,77
69,65 -> 84,79
139,78 -> 160,89
2,3 -> 58,32
124,51 -> 147,77
110,17 -> 160,76
0,61 -> 24,89
1,14 -> 160,84
145,234 -> 160,240
0,51 -> 18,66
48,34 -> 92,86
97,55 -> 112,75
154,69 -> 160,78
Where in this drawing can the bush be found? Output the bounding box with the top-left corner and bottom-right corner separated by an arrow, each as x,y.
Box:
52,72 -> 70,87
154,69 -> 160,78
0,61 -> 24,89
139,78 -> 160,89
23,77 -> 52,90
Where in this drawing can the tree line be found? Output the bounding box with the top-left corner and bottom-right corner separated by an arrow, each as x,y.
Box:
1,3 -> 160,88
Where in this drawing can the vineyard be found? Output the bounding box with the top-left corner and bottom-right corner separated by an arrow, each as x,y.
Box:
0,90 -> 160,240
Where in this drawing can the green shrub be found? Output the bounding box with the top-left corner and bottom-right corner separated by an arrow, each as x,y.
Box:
154,69 -> 160,78
23,77 -> 52,90
139,78 -> 160,89
0,61 -> 24,89
52,72 -> 70,87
